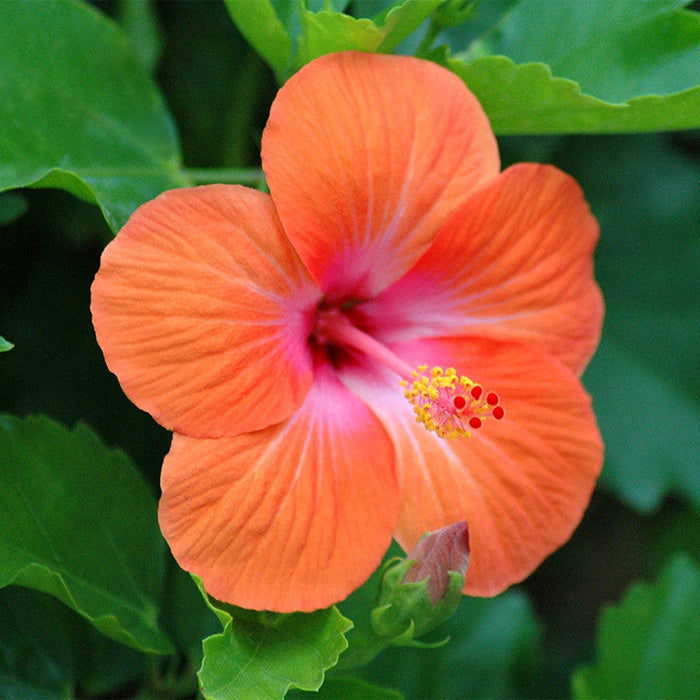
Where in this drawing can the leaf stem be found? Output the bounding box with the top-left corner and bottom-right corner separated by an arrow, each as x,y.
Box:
183,167 -> 265,187
333,630 -> 391,672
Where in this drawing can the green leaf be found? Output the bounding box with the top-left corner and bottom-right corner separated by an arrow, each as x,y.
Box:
0,414 -> 172,654
585,336 -> 700,513
228,0 -> 442,81
437,0 -> 700,133
0,0 -> 188,232
556,133 -> 700,513
438,51 -> 700,134
573,555 -> 700,699
117,0 -> 164,72
223,0 -> 293,83
375,0 -> 443,53
195,578 -> 353,699
289,676 -> 403,699
298,1 -> 443,70
467,0 -> 700,103
297,11 -> 385,66
566,132 -> 700,395
0,336 -> 13,353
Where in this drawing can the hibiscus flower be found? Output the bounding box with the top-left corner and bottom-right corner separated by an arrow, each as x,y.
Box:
91,51 -> 603,613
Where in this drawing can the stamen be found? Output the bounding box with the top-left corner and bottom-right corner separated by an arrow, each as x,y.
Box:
314,309 -> 505,440
400,366 -> 505,440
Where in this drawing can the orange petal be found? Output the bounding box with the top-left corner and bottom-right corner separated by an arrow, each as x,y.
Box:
262,51 -> 499,300
91,185 -> 320,438
158,364 -> 399,612
339,336 -> 603,597
362,164 -> 603,375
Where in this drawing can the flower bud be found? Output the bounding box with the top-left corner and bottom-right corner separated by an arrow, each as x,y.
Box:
403,521 -> 470,605
370,522 -> 470,645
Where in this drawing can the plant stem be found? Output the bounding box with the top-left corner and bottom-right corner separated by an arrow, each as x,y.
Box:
184,167 -> 265,186
333,630 -> 392,672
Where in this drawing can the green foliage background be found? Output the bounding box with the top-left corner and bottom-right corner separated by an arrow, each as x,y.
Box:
0,1 -> 699,698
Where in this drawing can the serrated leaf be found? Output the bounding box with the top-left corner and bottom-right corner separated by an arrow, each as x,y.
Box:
466,0 -> 700,103
195,578 -> 353,700
437,0 -> 700,133
584,335 -> 700,513
0,414 -> 172,654
298,1 -> 442,71
573,555 -> 700,699
0,0 -> 188,232
297,11 -> 385,66
438,51 -> 700,134
228,0 -> 442,82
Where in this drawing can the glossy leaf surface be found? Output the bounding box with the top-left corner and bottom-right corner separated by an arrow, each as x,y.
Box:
466,0 -> 700,103
0,0 -> 187,232
586,337 -> 700,511
196,578 -> 353,699
0,415 -> 172,654
441,53 -> 700,134
573,555 -> 700,698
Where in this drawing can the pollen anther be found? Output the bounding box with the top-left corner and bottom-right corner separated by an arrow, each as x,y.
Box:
402,365 -> 505,440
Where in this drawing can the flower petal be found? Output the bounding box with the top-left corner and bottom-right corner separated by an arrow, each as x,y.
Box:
262,51 -> 500,300
91,185 -> 320,438
158,364 -> 399,612
361,164 -> 603,374
339,336 -> 603,597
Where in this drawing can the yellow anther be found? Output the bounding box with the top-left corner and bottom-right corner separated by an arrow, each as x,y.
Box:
402,365 -> 505,439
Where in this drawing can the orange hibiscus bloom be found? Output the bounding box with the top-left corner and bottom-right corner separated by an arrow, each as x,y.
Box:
91,51 -> 603,613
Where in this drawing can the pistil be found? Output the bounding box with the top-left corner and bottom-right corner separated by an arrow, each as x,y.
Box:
315,308 -> 504,439
315,308 -> 414,379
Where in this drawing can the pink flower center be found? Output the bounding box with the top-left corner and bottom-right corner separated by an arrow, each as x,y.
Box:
314,307 -> 504,439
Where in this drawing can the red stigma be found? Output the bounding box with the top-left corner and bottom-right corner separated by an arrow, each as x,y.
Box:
469,416 -> 483,429
470,385 -> 483,400
453,395 -> 467,410
492,406 -> 505,420
486,391 -> 500,406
